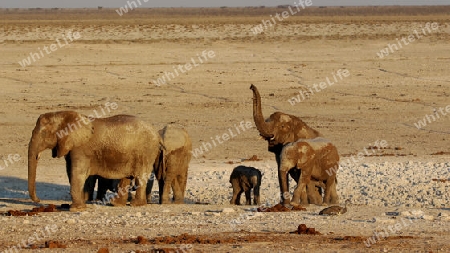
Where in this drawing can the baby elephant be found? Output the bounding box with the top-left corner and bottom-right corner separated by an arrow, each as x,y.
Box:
229,166 -> 262,205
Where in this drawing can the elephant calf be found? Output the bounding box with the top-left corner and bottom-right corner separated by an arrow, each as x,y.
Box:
279,137 -> 339,206
229,166 -> 262,205
146,124 -> 192,204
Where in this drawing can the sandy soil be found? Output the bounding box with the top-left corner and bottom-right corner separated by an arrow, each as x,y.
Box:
0,7 -> 449,253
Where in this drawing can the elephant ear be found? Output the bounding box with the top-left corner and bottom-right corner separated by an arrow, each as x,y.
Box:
56,112 -> 94,158
297,142 -> 315,167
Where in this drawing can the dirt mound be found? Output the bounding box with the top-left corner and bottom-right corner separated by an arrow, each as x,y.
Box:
3,204 -> 59,216
294,224 -> 322,235
257,203 -> 307,212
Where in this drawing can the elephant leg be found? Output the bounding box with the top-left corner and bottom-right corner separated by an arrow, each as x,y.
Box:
172,175 -> 184,204
292,171 -> 309,206
146,172 -> 155,203
324,177 -> 339,205
235,189 -> 243,205
83,175 -> 97,202
253,185 -> 261,206
131,175 -> 148,206
323,175 -> 335,204
230,181 -> 241,205
278,169 -> 290,205
158,179 -> 164,204
111,178 -> 130,206
96,176 -> 111,201
70,159 -> 89,212
244,189 -> 251,205
306,180 -> 323,205
160,177 -> 173,204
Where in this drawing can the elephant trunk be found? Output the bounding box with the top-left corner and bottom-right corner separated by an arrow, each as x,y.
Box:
28,138 -> 41,203
250,84 -> 274,138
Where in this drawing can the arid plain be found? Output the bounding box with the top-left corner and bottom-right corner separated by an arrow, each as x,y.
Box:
0,6 -> 449,252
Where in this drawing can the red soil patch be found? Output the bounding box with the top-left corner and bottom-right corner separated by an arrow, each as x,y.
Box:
430,151 -> 450,155
45,240 -> 67,249
4,204 -> 59,216
294,224 -> 322,235
432,178 -> 448,183
257,203 -> 306,212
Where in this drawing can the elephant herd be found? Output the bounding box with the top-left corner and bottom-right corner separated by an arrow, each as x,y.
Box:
27,85 -> 340,211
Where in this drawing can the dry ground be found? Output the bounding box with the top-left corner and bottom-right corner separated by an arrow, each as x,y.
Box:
0,7 -> 449,253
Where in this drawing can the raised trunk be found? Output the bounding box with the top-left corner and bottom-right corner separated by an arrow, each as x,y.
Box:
28,139 -> 40,202
250,84 -> 273,138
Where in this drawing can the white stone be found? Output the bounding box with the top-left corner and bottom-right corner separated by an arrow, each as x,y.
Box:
421,215 -> 434,221
66,219 -> 76,224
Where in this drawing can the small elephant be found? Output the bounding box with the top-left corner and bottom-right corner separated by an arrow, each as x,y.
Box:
146,125 -> 192,204
85,175 -> 120,201
65,154 -> 120,202
286,168 -> 325,205
279,137 -> 339,206
28,111 -> 161,211
229,166 -> 262,205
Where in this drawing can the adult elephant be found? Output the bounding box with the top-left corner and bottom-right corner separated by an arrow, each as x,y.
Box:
250,84 -> 324,204
28,111 -> 161,211
148,125 -> 192,204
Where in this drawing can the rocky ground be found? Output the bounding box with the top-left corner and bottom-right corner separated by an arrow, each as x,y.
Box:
0,6 -> 449,253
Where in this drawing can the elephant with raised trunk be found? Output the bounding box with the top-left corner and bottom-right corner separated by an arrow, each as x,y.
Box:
28,111 -> 161,211
144,124 -> 192,204
250,84 -> 326,204
279,137 -> 339,205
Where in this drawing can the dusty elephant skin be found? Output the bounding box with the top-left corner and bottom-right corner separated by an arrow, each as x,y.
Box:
250,84 -> 328,204
65,154 -> 120,202
286,168 -> 325,205
279,137 -> 340,206
27,111 -> 161,211
147,124 -> 192,204
229,165 -> 262,205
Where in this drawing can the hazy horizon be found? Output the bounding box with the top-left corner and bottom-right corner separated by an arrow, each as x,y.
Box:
0,0 -> 449,8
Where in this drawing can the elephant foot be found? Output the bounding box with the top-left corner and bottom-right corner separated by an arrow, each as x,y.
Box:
110,196 -> 127,207
130,198 -> 147,206
290,201 -> 308,207
160,198 -> 171,204
69,203 -> 87,212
